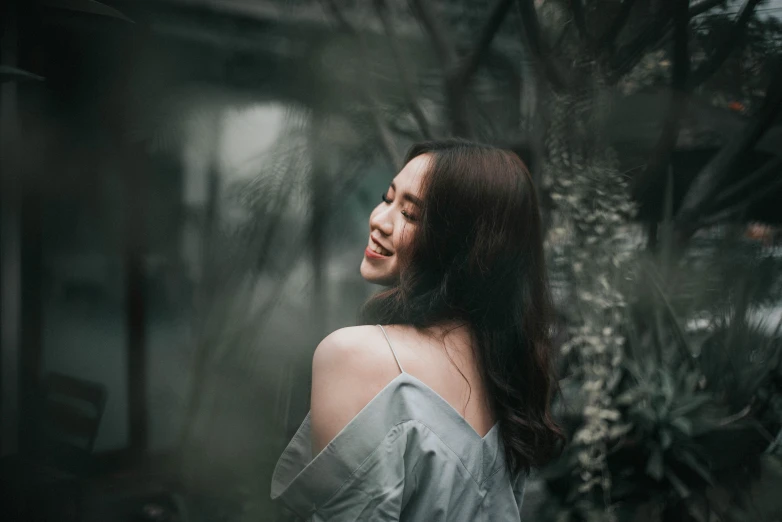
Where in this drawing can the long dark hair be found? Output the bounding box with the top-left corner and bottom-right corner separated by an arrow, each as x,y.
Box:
360,139 -> 564,475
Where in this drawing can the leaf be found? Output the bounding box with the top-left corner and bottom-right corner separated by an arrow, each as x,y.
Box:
635,405 -> 658,426
647,447 -> 664,480
616,388 -> 641,406
608,423 -> 633,439
660,166 -> 675,277
623,304 -> 645,364
661,370 -> 675,403
670,394 -> 712,418
671,417 -> 693,436
642,259 -> 696,365
41,0 -> 134,22
665,467 -> 691,498
660,429 -> 673,449
680,451 -> 714,485
685,500 -> 710,522
0,66 -> 44,83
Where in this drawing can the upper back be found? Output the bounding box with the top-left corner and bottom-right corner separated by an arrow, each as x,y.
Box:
311,323 -> 496,443
374,323 -> 496,438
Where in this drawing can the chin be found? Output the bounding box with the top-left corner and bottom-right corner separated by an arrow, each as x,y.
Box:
360,260 -> 397,286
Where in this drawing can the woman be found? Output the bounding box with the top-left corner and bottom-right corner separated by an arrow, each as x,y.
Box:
271,139 -> 563,521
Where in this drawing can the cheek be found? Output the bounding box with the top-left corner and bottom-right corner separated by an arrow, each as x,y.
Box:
396,223 -> 415,252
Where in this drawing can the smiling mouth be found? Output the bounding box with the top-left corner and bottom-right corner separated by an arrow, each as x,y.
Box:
367,239 -> 393,257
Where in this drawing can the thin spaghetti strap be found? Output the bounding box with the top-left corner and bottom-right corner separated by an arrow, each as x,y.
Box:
377,324 -> 405,374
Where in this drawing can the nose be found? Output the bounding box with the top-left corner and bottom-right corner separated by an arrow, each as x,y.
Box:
369,204 -> 393,236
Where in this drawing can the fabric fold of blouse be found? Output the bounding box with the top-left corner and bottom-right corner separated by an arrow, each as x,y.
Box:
271,373 -> 528,521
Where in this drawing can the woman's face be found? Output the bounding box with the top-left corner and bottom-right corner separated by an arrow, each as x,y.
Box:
360,154 -> 429,286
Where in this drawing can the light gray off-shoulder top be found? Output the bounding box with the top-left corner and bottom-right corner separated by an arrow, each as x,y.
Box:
270,325 -> 527,521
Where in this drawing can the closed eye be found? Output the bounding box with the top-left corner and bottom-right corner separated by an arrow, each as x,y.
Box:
382,189 -> 418,221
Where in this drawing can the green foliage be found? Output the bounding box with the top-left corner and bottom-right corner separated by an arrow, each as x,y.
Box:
540,79 -> 782,519
542,285 -> 782,520
541,233 -> 782,522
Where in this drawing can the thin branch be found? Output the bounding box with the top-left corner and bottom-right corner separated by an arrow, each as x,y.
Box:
631,0 -> 690,200
609,0 -> 741,83
689,0 -> 762,87
570,0 -> 592,48
0,65 -> 44,83
409,0 -> 472,135
643,258 -> 695,364
608,8 -> 674,83
553,20 -> 573,51
458,0 -> 516,84
41,0 -> 134,23
322,0 -> 401,168
386,117 -> 426,140
515,0 -> 569,91
676,59 -> 782,229
598,0 -> 639,49
407,0 -> 521,136
716,404 -> 752,427
371,108 -> 403,169
709,157 -> 782,212
699,171 -> 782,227
322,0 -> 353,32
409,0 -> 457,69
450,0 -> 518,136
374,0 -> 433,139
337,140 -> 390,196
700,159 -> 782,226
689,0 -> 730,17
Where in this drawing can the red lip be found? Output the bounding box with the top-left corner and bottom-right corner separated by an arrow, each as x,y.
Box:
365,247 -> 387,259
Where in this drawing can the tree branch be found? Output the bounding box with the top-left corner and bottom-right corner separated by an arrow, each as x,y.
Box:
458,0 -> 515,86
409,0 -> 473,135
708,156 -> 782,213
553,20 -> 573,51
515,0 -> 569,91
608,7 -> 673,83
409,0 -> 457,69
631,0 -> 690,201
598,0 -> 638,49
322,0 -> 401,168
449,0 -> 518,136
699,170 -> 782,228
374,0 -> 433,140
608,0 -> 727,84
689,0 -> 761,87
676,59 -> 782,231
406,0 -> 529,136
42,0 -> 134,23
570,0 -> 592,48
0,66 -> 44,83
370,107 -> 403,169
689,0 -> 729,17
322,0 -> 353,33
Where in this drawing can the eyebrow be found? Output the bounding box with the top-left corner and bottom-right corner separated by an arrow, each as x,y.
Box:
390,182 -> 423,207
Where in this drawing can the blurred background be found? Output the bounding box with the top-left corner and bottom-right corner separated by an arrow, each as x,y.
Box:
1,0 -> 781,521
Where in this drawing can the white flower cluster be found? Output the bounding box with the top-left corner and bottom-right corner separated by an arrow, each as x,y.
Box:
543,93 -> 638,516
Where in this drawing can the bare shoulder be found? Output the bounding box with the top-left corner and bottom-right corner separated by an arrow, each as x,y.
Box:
310,325 -> 399,455
312,325 -> 389,371
316,324 -> 382,348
